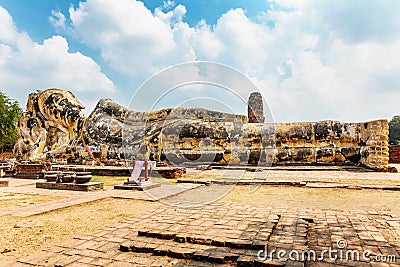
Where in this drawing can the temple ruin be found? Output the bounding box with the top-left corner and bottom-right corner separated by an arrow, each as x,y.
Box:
14,89 -> 390,170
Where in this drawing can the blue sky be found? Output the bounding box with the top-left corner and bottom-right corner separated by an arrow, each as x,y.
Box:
0,0 -> 399,122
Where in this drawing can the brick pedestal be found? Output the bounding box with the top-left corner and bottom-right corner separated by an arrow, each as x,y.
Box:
36,181 -> 104,191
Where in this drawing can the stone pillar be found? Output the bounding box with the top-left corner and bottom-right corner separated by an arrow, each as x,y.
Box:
248,92 -> 265,123
360,119 -> 390,170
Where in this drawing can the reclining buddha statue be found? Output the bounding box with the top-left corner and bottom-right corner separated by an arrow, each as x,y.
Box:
13,88 -> 389,169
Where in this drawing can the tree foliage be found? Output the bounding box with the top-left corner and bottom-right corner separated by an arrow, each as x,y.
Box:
389,115 -> 400,145
0,91 -> 22,152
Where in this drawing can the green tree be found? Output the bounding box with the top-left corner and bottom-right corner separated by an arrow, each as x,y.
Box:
389,115 -> 400,145
0,91 -> 22,152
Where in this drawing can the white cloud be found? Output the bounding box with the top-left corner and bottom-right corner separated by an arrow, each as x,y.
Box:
48,0 -> 400,122
273,0 -> 400,43
49,10 -> 66,29
310,0 -> 400,44
0,6 -> 17,43
0,5 -> 115,107
191,20 -> 224,60
163,0 -> 175,10
67,0 -> 193,77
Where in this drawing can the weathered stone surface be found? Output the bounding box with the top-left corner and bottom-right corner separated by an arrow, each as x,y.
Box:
14,89 -> 85,160
77,97 -> 248,162
14,89 -> 390,170
273,120 -> 390,170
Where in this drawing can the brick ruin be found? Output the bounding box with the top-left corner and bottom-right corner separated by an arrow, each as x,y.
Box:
389,145 -> 400,163
14,89 -> 390,170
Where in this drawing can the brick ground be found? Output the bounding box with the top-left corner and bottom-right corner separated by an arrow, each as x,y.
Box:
12,203 -> 400,266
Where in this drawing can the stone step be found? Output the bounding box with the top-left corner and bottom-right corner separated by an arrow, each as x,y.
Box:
136,216 -> 281,250
119,235 -> 289,266
137,229 -> 269,250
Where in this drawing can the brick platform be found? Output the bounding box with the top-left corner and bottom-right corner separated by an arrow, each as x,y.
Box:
15,203 -> 400,266
36,181 -> 104,191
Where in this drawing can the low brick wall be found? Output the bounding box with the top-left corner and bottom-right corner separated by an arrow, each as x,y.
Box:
389,145 -> 400,163
16,164 -> 46,172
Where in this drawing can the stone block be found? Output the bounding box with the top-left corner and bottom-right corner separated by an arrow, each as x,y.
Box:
113,181 -> 161,191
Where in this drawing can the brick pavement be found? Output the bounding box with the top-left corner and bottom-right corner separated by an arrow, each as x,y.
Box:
13,203 -> 400,266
